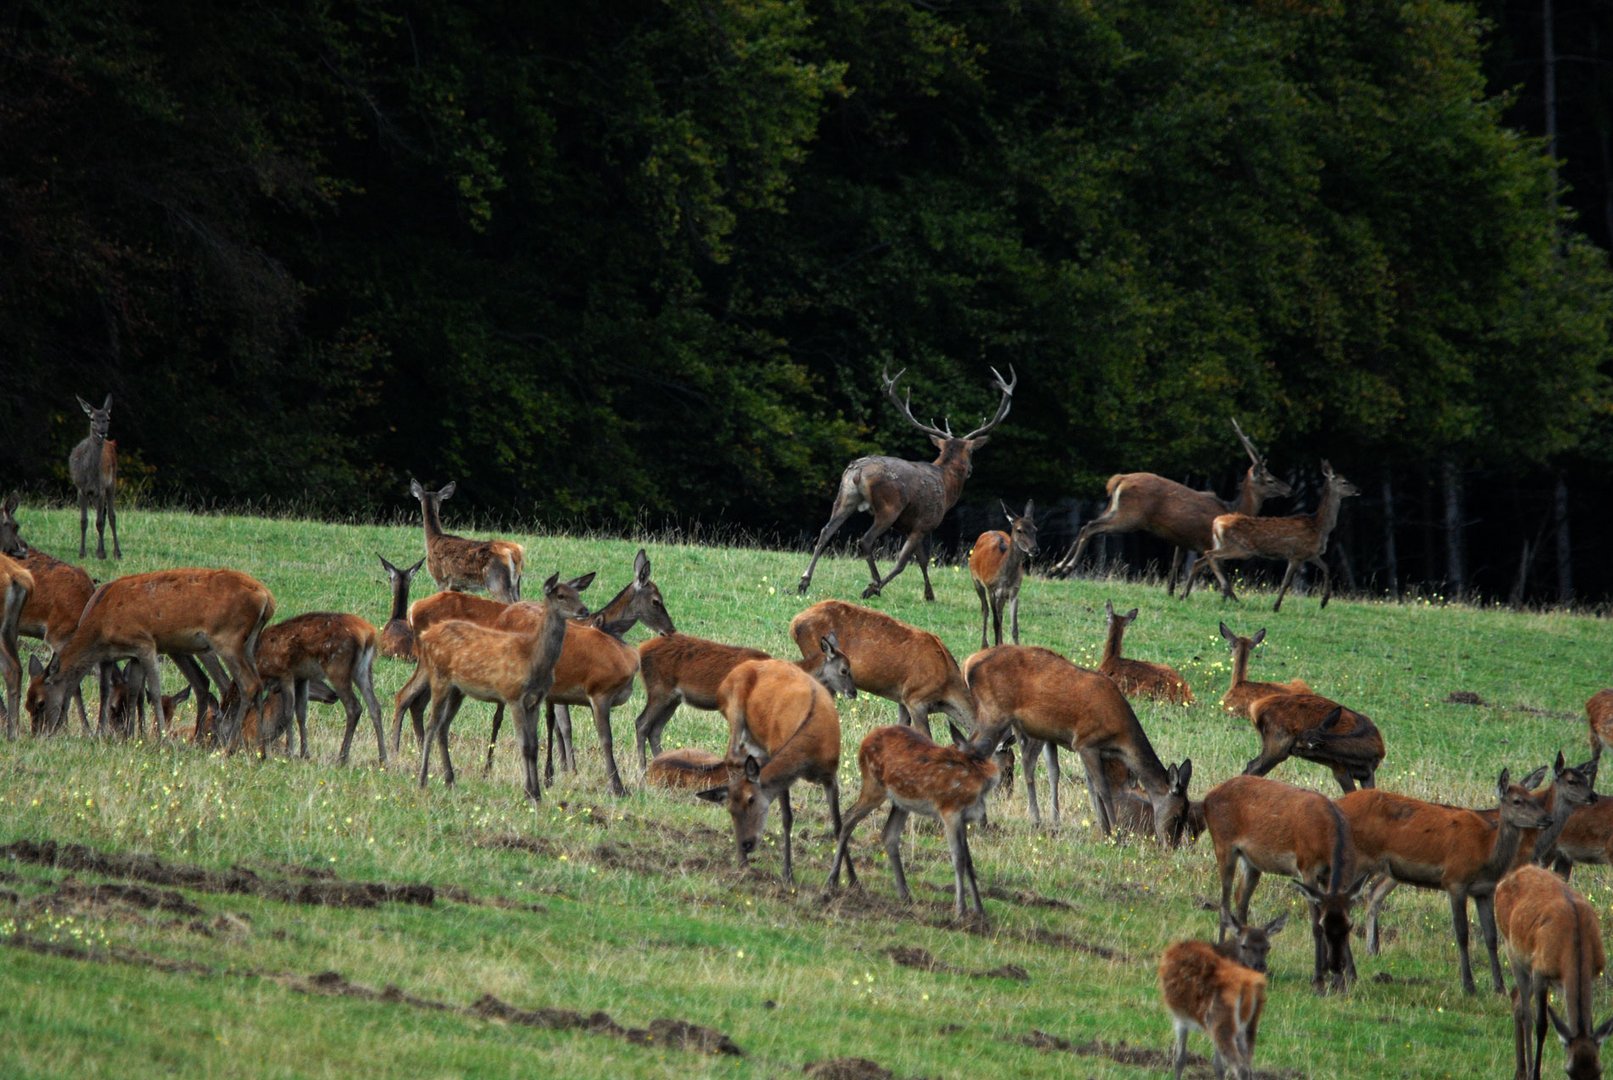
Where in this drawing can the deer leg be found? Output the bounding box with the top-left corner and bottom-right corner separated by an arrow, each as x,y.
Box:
542,703 -> 556,784
909,704 -> 933,742
633,693 -> 680,771
827,780 -> 886,890
335,678 -> 366,765
1475,893 -> 1505,994
798,496 -> 859,595
93,497 -> 108,560
857,522 -> 910,599
882,806 -> 912,901
1078,746 -> 1113,836
778,789 -> 794,886
1449,890 -> 1478,995
1233,864 -> 1262,925
1020,732 -> 1044,826
591,696 -> 626,797
106,490 -> 121,559
487,702 -> 506,776
1272,559 -> 1300,613
973,580 -> 991,650
134,650 -> 166,740
418,689 -> 457,789
918,535 -> 936,602
1308,556 -> 1335,609
942,812 -> 970,917
990,593 -> 1004,647
77,491 -> 90,558
1179,552 -> 1208,600
300,679 -> 321,759
353,655 -> 387,766
1365,875 -> 1396,955
1046,742 -> 1062,828
171,654 -> 214,728
391,663 -> 430,754
1531,980 -> 1548,1080
516,699 -> 542,804
1171,1019 -> 1191,1080
559,703 -> 577,773
1010,588 -> 1023,645
1166,548 -> 1186,596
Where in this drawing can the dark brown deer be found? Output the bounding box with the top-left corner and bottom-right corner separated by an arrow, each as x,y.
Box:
1184,461 -> 1359,611
103,660 -> 192,738
1587,689 -> 1613,759
1,495 -> 98,731
1049,419 -> 1289,593
1217,623 -> 1311,720
408,479 -> 525,602
256,612 -> 387,765
413,572 -> 593,803
797,366 -> 1016,602
1159,919 -> 1279,1080
967,500 -> 1037,648
0,552 -> 34,735
1496,864 -> 1613,1080
70,394 -> 121,560
377,555 -> 425,660
1105,756 -> 1202,847
1202,774 -> 1370,992
1245,697 -> 1384,791
1098,601 -> 1194,705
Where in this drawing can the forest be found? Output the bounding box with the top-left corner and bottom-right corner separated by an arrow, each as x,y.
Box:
3,0 -> 1613,603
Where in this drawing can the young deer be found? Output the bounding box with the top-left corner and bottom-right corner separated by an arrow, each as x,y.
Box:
0,552 -> 35,735
377,555 -> 425,660
1098,601 -> 1194,705
798,366 -> 1015,602
1105,757 -> 1202,847
103,660 -> 193,738
1,495 -> 98,731
1246,697 -> 1384,791
1050,418 -> 1290,594
1217,624 -> 1311,720
963,644 -> 1191,843
788,599 -> 977,739
825,723 -> 1008,922
1496,865 -> 1613,1080
414,572 -> 593,803
967,500 -> 1037,648
31,569 -> 274,747
633,632 -> 855,770
1203,774 -> 1369,992
256,612 -> 387,765
408,479 -> 525,602
695,657 -> 845,885
70,394 -> 121,560
646,747 -> 728,791
1338,770 -> 1554,995
1587,689 -> 1613,759
1184,461 -> 1359,611
1159,928 -> 1272,1080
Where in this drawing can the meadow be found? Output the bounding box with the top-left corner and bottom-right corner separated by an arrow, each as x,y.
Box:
1,505 -> 1610,1079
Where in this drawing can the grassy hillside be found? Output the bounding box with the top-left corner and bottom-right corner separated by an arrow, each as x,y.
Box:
1,506 -> 1610,1079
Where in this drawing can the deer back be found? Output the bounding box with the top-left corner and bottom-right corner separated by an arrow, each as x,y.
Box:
1496,864 -> 1609,1063
1101,473 -> 1241,553
409,590 -> 507,633
1204,775 -> 1352,884
718,659 -> 840,787
55,569 -> 273,678
1253,693 -> 1377,746
416,620 -> 539,704
1099,603 -> 1193,705
548,622 -> 639,702
1554,798 -> 1613,867
789,599 -> 970,713
258,612 -> 377,683
857,723 -> 1001,816
1159,939 -> 1266,1031
1588,689 -> 1613,756
968,530 -> 1015,589
12,547 -> 96,648
1338,776 -> 1552,888
638,633 -> 771,711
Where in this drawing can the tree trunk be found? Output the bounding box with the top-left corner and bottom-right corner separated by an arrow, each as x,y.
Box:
1443,458 -> 1466,598
1555,473 -> 1573,605
1381,471 -> 1399,597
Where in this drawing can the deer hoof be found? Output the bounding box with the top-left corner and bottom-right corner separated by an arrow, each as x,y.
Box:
796,577 -> 810,595
861,583 -> 882,600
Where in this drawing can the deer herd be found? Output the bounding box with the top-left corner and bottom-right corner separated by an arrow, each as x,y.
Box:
5,382 -> 1612,1080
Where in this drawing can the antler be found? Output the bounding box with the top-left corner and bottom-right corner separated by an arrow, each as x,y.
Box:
961,365 -> 1016,440
882,367 -> 953,440
1230,417 -> 1263,465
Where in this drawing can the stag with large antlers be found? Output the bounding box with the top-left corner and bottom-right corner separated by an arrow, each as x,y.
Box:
1048,420 -> 1289,594
797,366 -> 1016,602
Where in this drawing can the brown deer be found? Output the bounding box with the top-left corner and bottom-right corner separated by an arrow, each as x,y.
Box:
1098,601 -> 1194,705
408,479 -> 525,602
633,632 -> 856,770
1338,770 -> 1554,995
694,657 -> 845,885
1551,793 -> 1613,881
1245,697 -> 1384,791
967,500 -> 1037,648
103,660 -> 193,738
825,723 -> 1008,922
1105,756 -> 1202,847
1587,689 -> 1613,759
0,552 -> 34,735
1159,928 -> 1272,1080
1184,461 -> 1359,611
70,394 -> 122,560
646,747 -> 729,791
30,569 -> 274,746
255,612 -> 387,765
1,495 -> 99,731
1203,775 -> 1369,992
1049,419 -> 1289,593
797,365 -> 1016,602
1217,623 -> 1311,720
377,555 -> 425,660
963,644 -> 1191,843
414,572 -> 593,802
1496,865 -> 1613,1080
788,599 -> 976,739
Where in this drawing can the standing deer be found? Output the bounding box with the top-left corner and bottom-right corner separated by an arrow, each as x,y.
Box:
1159,921 -> 1277,1080
1098,601 -> 1194,705
1184,461 -> 1359,611
963,644 -> 1191,843
825,723 -> 1008,922
1202,774 -> 1370,992
377,555 -> 425,660
2,495 -> 98,731
256,612 -> 387,765
968,500 -> 1037,648
798,366 -> 1016,602
70,394 -> 121,560
1587,689 -> 1613,759
1217,623 -> 1311,720
1246,697 -> 1384,791
1496,865 -> 1613,1080
0,552 -> 34,736
408,479 -> 525,602
1049,419 -> 1289,593
695,657 -> 845,885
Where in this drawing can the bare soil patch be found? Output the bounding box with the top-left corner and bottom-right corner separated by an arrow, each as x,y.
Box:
802,1058 -> 893,1080
886,945 -> 1029,983
27,880 -> 204,918
1017,1028 -> 1304,1078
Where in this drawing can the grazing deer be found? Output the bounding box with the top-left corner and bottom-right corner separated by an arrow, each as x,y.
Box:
1159,928 -> 1272,1080
377,555 -> 425,660
413,572 -> 593,802
1338,770 -> 1554,995
1496,865 -> 1613,1080
1202,774 -> 1369,992
69,394 -> 121,560
30,569 -> 274,747
646,747 -> 729,791
408,479 -> 525,602
1,495 -> 98,731
788,599 -> 976,739
1050,419 -> 1289,594
1098,601 -> 1194,705
798,365 -> 1016,602
1217,623 -> 1311,720
1588,689 -> 1613,759
633,632 -> 856,770
1105,757 -> 1202,847
967,500 -> 1037,648
1246,697 -> 1384,791
963,644 -> 1191,844
825,723 -> 1008,922
255,612 -> 387,765
0,552 -> 34,736
103,660 -> 193,738
695,657 -> 845,885
1184,461 -> 1359,611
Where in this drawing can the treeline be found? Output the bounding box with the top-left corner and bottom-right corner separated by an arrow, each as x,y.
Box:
2,1 -> 1612,602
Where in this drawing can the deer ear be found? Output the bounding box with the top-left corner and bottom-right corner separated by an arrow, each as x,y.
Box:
694,786 -> 728,804
1023,499 -> 1034,518
1177,758 -> 1192,790
379,554 -> 398,574
1549,1005 -> 1575,1046
101,393 -> 113,411
567,572 -> 596,593
1123,608 -> 1138,621
1218,622 -> 1234,642
1251,628 -> 1266,646
1595,1015 -> 1613,1045
171,686 -> 192,705
3,491 -> 17,514
820,632 -> 841,657
1290,879 -> 1324,905
29,654 -> 45,677
634,549 -> 650,585
1000,499 -> 1013,522
1497,769 -> 1512,799
542,573 -> 561,594
970,434 -> 991,449
439,481 -> 456,500
409,478 -> 424,499
1263,912 -> 1288,937
407,557 -> 425,576
1555,749 -> 1567,774
947,721 -> 967,748
1519,765 -> 1549,791
929,433 -> 948,452
77,395 -> 94,416
1346,871 -> 1373,900
744,755 -> 762,782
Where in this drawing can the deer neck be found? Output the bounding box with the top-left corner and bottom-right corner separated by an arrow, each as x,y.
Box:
1480,809 -> 1532,882
1528,787 -> 1577,864
387,578 -> 412,624
1312,485 -> 1346,553
932,444 -> 973,508
1229,644 -> 1250,690
1228,467 -> 1262,515
419,499 -> 445,541
586,581 -> 639,636
521,604 -> 573,695
1101,620 -> 1125,666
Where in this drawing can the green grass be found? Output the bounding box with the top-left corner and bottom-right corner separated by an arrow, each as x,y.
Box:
2,506 -> 1611,1078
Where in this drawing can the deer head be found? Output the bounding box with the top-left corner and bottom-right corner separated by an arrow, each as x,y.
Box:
1221,910 -> 1287,973
883,366 -> 1016,474
1231,418 -> 1292,501
1002,499 -> 1038,558
815,633 -> 857,699
0,493 -> 23,556
77,394 -> 112,440
628,548 -> 676,636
